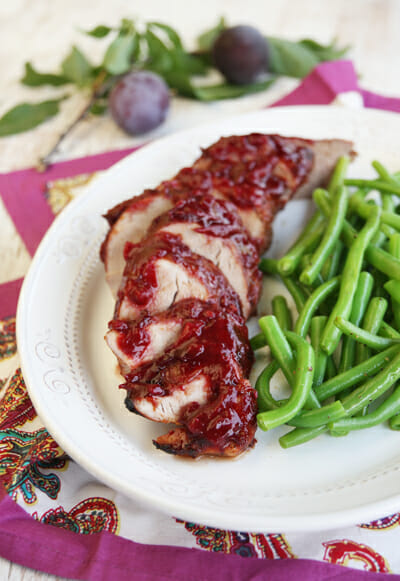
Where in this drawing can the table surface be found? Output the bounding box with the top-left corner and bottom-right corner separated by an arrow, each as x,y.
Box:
1,0 -> 399,578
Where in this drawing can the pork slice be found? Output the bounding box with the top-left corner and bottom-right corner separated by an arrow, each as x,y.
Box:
101,172 -> 216,297
295,138 -> 356,198
192,134 -> 354,251
163,222 -> 253,316
115,232 -> 243,321
106,317 -> 182,374
148,195 -> 261,317
101,135 -> 354,293
119,299 -> 255,457
126,376 -> 210,424
153,379 -> 257,458
100,190 -> 174,296
117,258 -> 210,321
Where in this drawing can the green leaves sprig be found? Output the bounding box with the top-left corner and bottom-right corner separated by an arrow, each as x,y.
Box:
0,98 -> 66,137
0,17 -> 349,138
267,37 -> 350,78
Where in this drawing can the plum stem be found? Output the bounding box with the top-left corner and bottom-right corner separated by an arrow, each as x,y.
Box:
36,71 -> 114,172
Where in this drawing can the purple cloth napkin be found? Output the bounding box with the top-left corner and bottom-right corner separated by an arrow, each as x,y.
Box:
3,59 -> 400,581
0,487 -> 391,580
273,59 -> 400,113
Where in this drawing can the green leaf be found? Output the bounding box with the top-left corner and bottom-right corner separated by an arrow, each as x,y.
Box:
161,71 -> 275,101
0,98 -> 65,137
103,33 -> 136,74
145,29 -> 173,72
90,100 -> 108,115
84,25 -> 112,38
197,17 -> 226,51
298,38 -> 350,62
267,37 -> 319,78
171,51 -> 208,76
267,37 -> 350,79
192,77 -> 276,101
148,22 -> 183,50
160,70 -> 196,97
119,18 -> 135,36
144,26 -> 208,77
21,62 -> 69,87
61,46 -> 93,85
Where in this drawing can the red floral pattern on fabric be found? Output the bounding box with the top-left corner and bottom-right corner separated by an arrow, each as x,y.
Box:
0,369 -> 35,429
33,497 -> 119,534
323,539 -> 390,572
178,520 -> 295,559
0,317 -> 16,361
360,513 -> 400,530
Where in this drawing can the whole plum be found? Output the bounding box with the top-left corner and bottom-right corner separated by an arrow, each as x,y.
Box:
212,25 -> 269,85
109,71 -> 170,135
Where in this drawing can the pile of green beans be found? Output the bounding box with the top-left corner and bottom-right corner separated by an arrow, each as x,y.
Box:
252,156 -> 400,448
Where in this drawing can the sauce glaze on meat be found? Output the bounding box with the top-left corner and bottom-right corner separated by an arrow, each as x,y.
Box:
102,133 -> 354,458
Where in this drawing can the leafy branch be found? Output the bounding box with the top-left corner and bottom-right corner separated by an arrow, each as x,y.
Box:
0,16 -> 349,165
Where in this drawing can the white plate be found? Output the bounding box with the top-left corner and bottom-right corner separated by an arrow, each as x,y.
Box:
17,106 -> 400,533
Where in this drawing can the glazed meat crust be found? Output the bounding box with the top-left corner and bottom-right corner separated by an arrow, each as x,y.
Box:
102,133 -> 354,458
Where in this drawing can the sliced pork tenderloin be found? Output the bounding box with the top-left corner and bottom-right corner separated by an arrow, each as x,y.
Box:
102,133 -> 355,458
101,134 -> 354,294
147,194 -> 261,317
115,232 -> 243,322
120,299 -> 256,456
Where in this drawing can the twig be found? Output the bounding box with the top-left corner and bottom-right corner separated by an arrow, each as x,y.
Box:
37,71 -> 114,172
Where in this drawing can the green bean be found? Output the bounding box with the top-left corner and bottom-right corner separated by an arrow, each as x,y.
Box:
328,156 -> 351,195
259,315 -> 320,409
259,257 -> 279,275
339,271 -> 374,373
299,254 -> 325,287
384,280 -> 400,304
350,191 -> 400,230
329,384 -> 400,433
381,223 -> 395,239
365,245 -> 400,281
279,426 -> 327,449
325,354 -> 337,380
315,344 -> 399,401
340,347 -> 400,416
382,192 -> 396,213
277,215 -> 325,276
250,332 -> 266,351
316,189 -> 400,281
250,297 -> 293,350
355,297 -> 388,364
388,232 -> 400,257
344,178 -> 400,196
371,229 -> 387,248
321,207 -> 381,355
257,332 -> 314,430
386,234 -> 400,328
310,316 -> 328,388
334,316 -> 399,350
288,400 -> 345,428
259,316 -> 295,382
389,411 -> 400,430
255,360 -> 283,412
294,276 -> 340,338
320,240 -> 344,281
380,321 -> 400,339
272,295 -> 292,331
381,191 -> 396,236
300,186 -> 348,285
281,276 -> 308,312
372,160 -> 399,186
